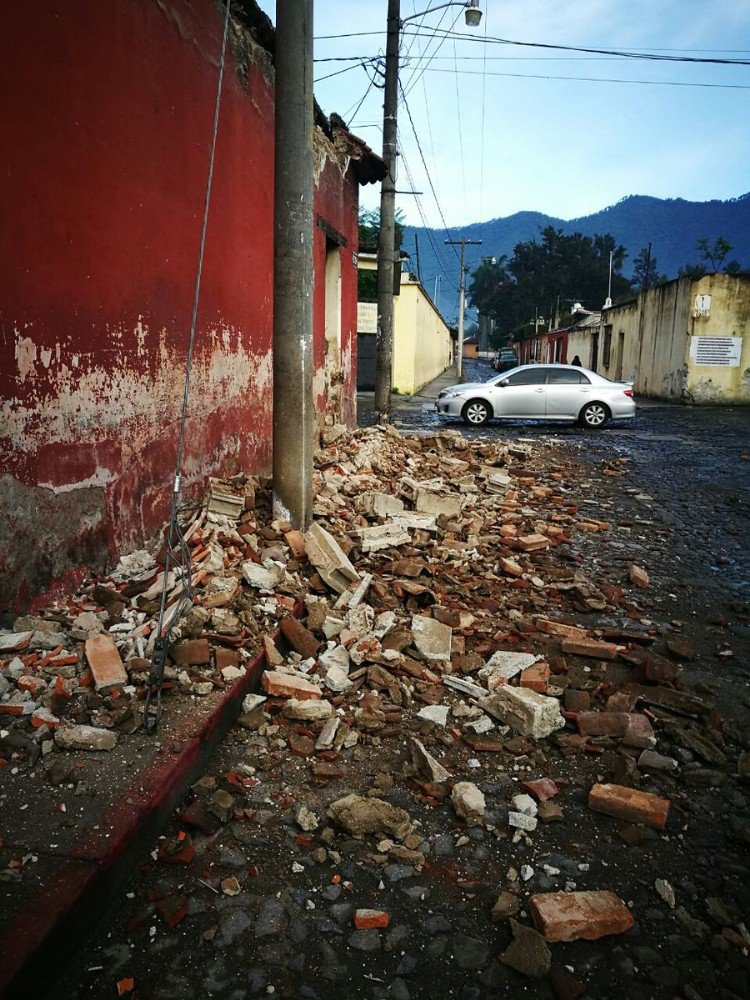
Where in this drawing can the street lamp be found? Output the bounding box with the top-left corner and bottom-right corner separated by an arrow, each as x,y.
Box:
374,0 -> 483,421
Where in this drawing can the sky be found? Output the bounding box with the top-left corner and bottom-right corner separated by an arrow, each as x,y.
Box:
255,1 -> 750,228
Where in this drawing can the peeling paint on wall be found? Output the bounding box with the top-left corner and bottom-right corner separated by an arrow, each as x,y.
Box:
2,321 -> 272,461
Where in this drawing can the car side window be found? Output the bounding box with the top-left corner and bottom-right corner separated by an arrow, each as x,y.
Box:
505,368 -> 547,386
547,369 -> 590,385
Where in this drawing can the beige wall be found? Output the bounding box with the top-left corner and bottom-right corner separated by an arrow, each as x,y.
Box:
597,274 -> 750,404
394,276 -> 452,393
685,274 -> 750,404
358,257 -> 452,394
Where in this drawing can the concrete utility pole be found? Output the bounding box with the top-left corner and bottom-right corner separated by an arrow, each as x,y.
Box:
272,0 -> 315,528
374,0 -> 400,422
445,236 -> 482,381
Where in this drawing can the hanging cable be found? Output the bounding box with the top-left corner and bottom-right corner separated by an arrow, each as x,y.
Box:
143,0 -> 231,735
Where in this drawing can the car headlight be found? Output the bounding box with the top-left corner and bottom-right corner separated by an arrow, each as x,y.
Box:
445,391 -> 465,399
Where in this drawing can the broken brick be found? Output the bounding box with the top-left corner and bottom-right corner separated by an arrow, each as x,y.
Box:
520,661 -> 551,693
261,670 -> 322,700
530,890 -> 634,942
354,908 -> 390,929
628,564 -> 650,588
173,637 -> 211,667
561,637 -> 619,661
280,616 -> 320,659
84,633 -> 128,691
588,782 -> 670,830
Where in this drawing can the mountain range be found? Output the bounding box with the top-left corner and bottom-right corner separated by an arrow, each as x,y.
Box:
402,192 -> 750,321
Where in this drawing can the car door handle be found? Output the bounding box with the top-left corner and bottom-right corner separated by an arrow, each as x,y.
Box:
534,387 -> 545,392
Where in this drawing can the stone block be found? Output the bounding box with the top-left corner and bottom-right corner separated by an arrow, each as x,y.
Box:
304,522 -> 361,593
480,686 -> 564,739
411,615 -> 451,662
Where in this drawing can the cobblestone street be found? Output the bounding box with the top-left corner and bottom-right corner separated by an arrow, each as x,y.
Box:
38,367 -> 750,1000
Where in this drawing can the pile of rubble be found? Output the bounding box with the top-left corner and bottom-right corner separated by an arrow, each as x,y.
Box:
3,424 -> 748,986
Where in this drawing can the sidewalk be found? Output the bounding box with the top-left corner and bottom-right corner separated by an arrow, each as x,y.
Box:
357,359 -> 494,428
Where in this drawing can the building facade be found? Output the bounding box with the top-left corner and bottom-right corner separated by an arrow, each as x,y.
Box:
0,0 -> 382,608
357,259 -> 452,395
597,274 -> 750,403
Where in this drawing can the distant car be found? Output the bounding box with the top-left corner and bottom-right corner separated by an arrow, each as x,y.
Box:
493,349 -> 518,373
435,363 -> 635,428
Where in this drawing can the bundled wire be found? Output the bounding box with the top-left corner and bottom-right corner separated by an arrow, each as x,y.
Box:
143,0 -> 231,734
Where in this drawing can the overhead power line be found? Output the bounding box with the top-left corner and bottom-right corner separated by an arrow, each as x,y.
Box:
422,67 -> 750,90
314,29 -> 750,65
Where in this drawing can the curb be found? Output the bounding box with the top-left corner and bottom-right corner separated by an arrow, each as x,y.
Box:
0,617 -> 292,999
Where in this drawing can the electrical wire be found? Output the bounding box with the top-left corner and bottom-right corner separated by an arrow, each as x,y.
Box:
143,0 -> 231,735
398,82 -> 461,267
316,28 -> 750,64
420,67 -> 750,89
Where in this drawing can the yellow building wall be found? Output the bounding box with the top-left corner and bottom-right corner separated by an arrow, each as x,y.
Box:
598,274 -> 750,403
357,258 -> 452,395
685,274 -> 750,404
567,327 -> 599,369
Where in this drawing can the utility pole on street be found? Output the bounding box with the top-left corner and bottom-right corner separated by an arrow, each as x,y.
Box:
374,0 -> 400,423
374,0 -> 483,420
273,0 -> 314,528
445,236 -> 482,381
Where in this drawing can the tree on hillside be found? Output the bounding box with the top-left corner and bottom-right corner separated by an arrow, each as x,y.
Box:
632,245 -> 666,291
695,236 -> 742,273
467,226 -> 629,345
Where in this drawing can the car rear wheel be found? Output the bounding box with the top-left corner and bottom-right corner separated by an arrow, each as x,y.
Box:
462,399 -> 491,426
579,401 -> 610,429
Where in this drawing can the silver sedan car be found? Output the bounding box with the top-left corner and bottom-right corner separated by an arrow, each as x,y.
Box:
436,364 -> 635,428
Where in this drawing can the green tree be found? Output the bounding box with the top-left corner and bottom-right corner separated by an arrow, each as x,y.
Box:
696,236 -> 735,272
467,227 -> 629,344
358,207 -> 405,249
632,245 -> 666,291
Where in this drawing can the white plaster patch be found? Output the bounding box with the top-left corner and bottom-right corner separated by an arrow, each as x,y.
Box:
1,321 -> 273,458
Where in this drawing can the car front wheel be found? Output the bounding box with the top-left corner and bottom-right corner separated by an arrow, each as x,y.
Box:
462,399 -> 491,426
579,401 -> 610,429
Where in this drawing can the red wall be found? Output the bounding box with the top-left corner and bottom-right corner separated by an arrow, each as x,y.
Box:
0,0 -> 361,608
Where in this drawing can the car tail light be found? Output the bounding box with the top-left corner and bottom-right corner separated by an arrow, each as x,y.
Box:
623,389 -> 633,397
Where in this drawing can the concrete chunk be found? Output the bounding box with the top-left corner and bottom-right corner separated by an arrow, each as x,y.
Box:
304,522 -> 360,594
411,615 -> 452,662
451,781 -> 485,826
411,738 -> 450,783
319,645 -> 351,692
480,687 -> 564,739
480,651 -> 538,687
414,489 -> 464,518
55,724 -> 117,752
357,523 -> 410,553
242,561 -> 284,590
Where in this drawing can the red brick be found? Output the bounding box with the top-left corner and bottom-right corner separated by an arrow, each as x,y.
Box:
85,633 -> 128,691
280,616 -> 320,659
588,782 -> 670,830
172,637 -> 211,666
530,890 -> 633,942
499,557 -> 524,577
354,908 -> 390,929
629,564 -> 650,588
522,778 -> 559,802
215,647 -> 239,670
520,661 -> 551,693
516,533 -> 550,553
536,618 -> 588,641
561,637 -> 619,661
564,689 -> 591,712
261,670 -> 322,700
576,712 -> 629,737
284,529 -> 306,559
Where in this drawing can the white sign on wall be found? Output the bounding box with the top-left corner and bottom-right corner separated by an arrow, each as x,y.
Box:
357,301 -> 377,334
689,336 -> 742,367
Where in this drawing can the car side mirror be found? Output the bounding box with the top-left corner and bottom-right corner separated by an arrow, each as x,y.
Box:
498,379 -> 509,387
